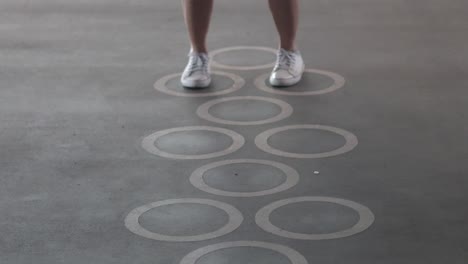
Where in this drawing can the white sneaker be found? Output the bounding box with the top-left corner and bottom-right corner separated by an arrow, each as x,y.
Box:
269,48 -> 305,87
180,51 -> 211,88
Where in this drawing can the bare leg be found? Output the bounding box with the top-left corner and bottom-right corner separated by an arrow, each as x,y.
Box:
182,0 -> 214,53
268,0 -> 299,51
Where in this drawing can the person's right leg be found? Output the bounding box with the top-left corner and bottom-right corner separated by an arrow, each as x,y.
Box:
180,0 -> 213,88
182,0 -> 213,53
268,0 -> 305,87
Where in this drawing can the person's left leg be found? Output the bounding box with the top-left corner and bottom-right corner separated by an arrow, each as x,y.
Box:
180,0 -> 214,88
268,0 -> 305,86
268,0 -> 299,51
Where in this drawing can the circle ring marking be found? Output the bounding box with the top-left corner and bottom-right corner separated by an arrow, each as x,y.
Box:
190,159 -> 300,197
154,71 -> 245,97
255,196 -> 375,240
180,241 -> 308,264
255,69 -> 345,96
196,96 -> 293,125
142,126 -> 245,160
255,124 -> 358,159
210,46 -> 278,71
125,198 -> 243,242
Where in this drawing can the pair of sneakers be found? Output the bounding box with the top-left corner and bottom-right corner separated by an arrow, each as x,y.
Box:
181,48 -> 305,88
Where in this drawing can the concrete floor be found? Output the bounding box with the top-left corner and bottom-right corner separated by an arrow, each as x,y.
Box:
1,0 -> 468,263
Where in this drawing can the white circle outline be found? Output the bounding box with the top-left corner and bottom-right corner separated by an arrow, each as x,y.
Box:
255,124 -> 358,159
190,159 -> 300,197
255,69 -> 345,96
142,126 -> 245,160
255,196 -> 375,240
180,241 -> 308,264
196,96 -> 293,125
210,46 -> 278,70
125,198 -> 243,242
154,71 -> 245,97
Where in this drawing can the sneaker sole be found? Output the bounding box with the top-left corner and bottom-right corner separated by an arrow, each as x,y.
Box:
269,64 -> 305,87
181,78 -> 211,89
269,75 -> 302,87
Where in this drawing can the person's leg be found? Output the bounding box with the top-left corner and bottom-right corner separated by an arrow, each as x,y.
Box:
182,0 -> 214,53
180,0 -> 213,88
268,0 -> 305,87
268,0 -> 299,51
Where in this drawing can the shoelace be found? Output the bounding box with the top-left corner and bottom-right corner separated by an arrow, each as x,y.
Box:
274,49 -> 296,72
186,53 -> 209,76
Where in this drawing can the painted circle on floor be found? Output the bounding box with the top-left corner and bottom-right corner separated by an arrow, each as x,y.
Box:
210,46 -> 277,70
255,196 -> 374,240
125,199 -> 243,242
196,96 -> 293,125
255,124 -> 358,158
190,159 -> 299,197
180,241 -> 308,264
254,69 -> 345,96
142,126 -> 245,160
154,71 -> 245,97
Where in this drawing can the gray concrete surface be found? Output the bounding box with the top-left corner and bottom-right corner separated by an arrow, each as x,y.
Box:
1,0 -> 468,263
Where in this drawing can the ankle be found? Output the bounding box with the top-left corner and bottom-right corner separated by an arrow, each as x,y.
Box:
190,46 -> 208,54
279,44 -> 297,52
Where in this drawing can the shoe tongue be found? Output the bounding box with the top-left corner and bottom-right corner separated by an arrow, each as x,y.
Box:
192,53 -> 208,64
273,51 -> 294,72
187,54 -> 207,76
189,55 -> 203,66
